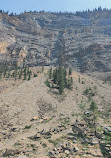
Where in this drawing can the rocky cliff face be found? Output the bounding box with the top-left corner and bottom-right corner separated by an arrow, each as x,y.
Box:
0,10 -> 111,72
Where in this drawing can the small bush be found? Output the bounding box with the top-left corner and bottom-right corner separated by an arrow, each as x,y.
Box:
33,73 -> 38,77
44,79 -> 50,87
82,81 -> 85,84
25,125 -> 31,129
42,143 -> 47,148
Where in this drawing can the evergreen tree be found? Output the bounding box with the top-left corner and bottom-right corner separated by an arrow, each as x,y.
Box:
71,76 -> 73,87
67,76 -> 73,90
69,68 -> 72,75
49,67 -> 52,79
45,79 -> 50,87
46,67 -> 73,94
59,77 -> 64,94
89,101 -> 98,136
63,68 -> 67,88
0,73 -> 2,80
59,67 -> 64,94
23,70 -> 27,80
28,73 -> 31,80
3,68 -> 7,77
53,68 -> 59,84
78,76 -> 80,83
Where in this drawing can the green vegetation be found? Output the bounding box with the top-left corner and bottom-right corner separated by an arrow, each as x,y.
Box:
33,73 -> 38,77
83,87 -> 95,101
81,80 -> 85,84
59,117 -> 71,125
45,67 -> 73,94
0,67 -> 38,81
89,100 -> 98,136
78,76 -> 80,83
42,143 -> 47,148
48,137 -> 64,147
100,133 -> 111,157
14,142 -> 21,146
30,144 -> 37,148
49,67 -> 53,79
44,79 -> 50,87
25,125 -> 32,129
69,68 -> 72,75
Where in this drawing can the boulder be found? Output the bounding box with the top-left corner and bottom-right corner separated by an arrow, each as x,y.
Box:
90,137 -> 99,145
65,150 -> 70,155
30,116 -> 38,121
81,138 -> 89,144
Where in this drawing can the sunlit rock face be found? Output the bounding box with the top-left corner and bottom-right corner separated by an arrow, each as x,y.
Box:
0,10 -> 111,72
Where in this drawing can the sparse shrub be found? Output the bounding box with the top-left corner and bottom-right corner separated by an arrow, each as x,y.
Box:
33,73 -> 38,77
78,76 -> 80,83
84,87 -> 89,95
69,67 -> 72,75
30,144 -> 36,148
25,125 -> 31,129
44,79 -> 50,87
82,81 -> 85,84
42,143 -> 47,148
14,142 -> 21,146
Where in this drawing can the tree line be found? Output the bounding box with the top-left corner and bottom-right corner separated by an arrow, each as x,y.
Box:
0,67 -> 38,81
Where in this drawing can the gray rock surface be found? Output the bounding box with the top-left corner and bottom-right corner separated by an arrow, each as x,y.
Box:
0,10 -> 111,72
16,156 -> 28,158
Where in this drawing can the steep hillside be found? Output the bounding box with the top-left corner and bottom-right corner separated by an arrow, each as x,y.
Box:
0,10 -> 111,72
0,67 -> 111,158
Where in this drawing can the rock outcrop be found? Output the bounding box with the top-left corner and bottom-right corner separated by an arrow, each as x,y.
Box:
0,10 -> 111,72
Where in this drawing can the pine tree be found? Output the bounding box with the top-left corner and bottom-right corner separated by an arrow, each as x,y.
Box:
59,77 -> 64,94
78,76 -> 80,83
53,68 -> 58,84
23,71 -> 27,80
0,73 -> 2,80
59,67 -> 64,94
3,68 -> 7,77
67,76 -> 73,90
45,79 -> 50,87
49,67 -> 52,79
89,101 -> 98,136
63,68 -> 67,88
69,68 -> 72,75
70,76 -> 73,88
28,73 -> 31,80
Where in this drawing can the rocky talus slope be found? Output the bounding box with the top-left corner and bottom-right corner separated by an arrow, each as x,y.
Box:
0,67 -> 111,158
0,10 -> 111,72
